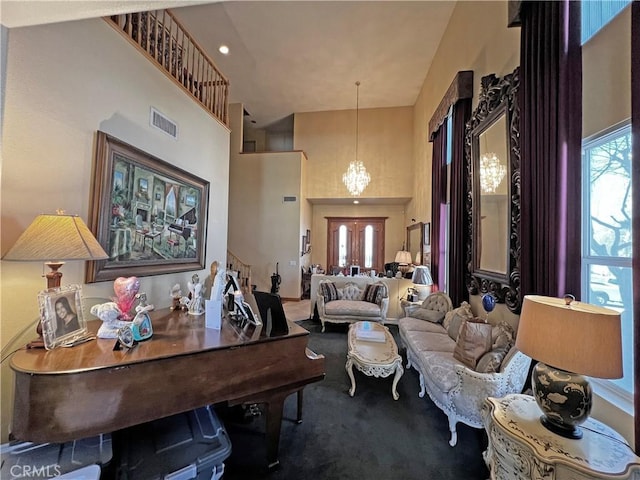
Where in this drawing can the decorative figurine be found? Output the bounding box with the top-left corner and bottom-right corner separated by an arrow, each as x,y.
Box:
91,302 -> 130,339
187,273 -> 205,315
135,292 -> 154,313
170,284 -> 183,311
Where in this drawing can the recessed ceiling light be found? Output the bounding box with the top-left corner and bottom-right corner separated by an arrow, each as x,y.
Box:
218,45 -> 229,55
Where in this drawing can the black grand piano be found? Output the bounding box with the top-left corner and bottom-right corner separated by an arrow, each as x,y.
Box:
168,207 -> 197,242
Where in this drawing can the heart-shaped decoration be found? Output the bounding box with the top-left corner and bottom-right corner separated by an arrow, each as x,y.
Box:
113,277 -> 140,320
114,276 -> 140,301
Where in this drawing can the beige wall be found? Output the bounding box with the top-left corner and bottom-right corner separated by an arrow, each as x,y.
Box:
0,18 -> 230,441
228,149 -> 305,298
295,106 -> 413,200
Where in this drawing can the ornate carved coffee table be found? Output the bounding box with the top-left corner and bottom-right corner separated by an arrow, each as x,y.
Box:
346,321 -> 404,400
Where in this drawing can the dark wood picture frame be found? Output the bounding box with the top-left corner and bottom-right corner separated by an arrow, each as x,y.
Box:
86,131 -> 209,282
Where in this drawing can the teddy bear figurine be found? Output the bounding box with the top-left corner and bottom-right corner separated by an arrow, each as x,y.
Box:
91,302 -> 130,339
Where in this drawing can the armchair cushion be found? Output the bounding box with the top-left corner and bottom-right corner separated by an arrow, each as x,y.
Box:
410,308 -> 446,324
340,282 -> 364,301
453,320 -> 493,369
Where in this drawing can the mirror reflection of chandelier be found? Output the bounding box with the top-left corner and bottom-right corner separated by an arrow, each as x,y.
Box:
343,81 -> 370,196
479,152 -> 506,193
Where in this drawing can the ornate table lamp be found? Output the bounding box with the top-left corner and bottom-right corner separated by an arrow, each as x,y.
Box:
515,294 -> 622,439
394,250 -> 412,275
411,266 -> 433,301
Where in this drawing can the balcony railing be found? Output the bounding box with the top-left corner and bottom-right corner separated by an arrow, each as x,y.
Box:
106,10 -> 229,127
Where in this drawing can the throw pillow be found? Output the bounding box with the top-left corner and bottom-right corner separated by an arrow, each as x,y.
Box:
410,308 -> 446,324
443,301 -> 474,331
320,282 -> 339,302
453,319 -> 493,369
363,284 -> 382,304
492,321 -> 515,349
475,343 -> 512,373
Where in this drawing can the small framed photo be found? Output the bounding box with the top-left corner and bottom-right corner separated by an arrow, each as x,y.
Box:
350,265 -> 360,277
38,284 -> 88,350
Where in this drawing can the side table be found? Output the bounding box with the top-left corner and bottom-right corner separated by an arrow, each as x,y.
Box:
482,394 -> 640,480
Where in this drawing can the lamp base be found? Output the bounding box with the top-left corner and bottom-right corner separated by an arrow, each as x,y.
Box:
531,362 -> 591,440
414,285 -> 432,301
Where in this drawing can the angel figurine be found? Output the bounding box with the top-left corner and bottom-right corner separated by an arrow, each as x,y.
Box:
187,274 -> 205,315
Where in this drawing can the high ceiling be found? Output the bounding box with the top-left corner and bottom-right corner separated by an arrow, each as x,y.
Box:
1,1 -> 457,129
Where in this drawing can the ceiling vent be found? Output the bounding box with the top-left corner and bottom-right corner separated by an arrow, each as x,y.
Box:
283,196 -> 297,202
150,107 -> 178,139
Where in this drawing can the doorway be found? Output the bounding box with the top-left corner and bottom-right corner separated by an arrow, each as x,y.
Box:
326,217 -> 386,273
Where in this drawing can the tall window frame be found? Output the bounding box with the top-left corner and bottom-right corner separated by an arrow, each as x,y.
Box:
581,121 -> 633,411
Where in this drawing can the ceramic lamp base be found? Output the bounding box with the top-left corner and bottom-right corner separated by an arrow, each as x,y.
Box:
414,285 -> 432,301
531,362 -> 592,439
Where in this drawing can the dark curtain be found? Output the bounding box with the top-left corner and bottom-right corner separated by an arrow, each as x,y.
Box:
430,125 -> 447,290
631,0 -> 640,455
519,0 -> 582,299
448,99 -> 472,306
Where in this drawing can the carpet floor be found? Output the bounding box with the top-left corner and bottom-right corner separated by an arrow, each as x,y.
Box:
219,319 -> 490,480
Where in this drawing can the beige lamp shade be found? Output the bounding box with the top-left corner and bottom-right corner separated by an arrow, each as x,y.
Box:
394,250 -> 412,265
3,214 -> 108,262
515,295 -> 622,379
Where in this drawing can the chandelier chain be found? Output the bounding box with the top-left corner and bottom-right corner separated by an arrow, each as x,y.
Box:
343,80 -> 370,196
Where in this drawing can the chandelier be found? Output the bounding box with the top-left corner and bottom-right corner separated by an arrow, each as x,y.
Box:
479,152 -> 506,193
343,81 -> 370,196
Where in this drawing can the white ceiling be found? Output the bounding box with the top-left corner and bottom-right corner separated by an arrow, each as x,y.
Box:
1,1 -> 457,129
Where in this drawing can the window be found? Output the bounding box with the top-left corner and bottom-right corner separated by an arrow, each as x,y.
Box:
581,123 -> 633,399
581,0 -> 631,44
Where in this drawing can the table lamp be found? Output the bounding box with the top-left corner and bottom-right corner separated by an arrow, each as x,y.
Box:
3,212 -> 109,288
2,212 -> 109,348
411,266 -> 433,301
395,250 -> 412,275
515,294 -> 622,439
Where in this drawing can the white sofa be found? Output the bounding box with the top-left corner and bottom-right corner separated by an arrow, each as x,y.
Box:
398,293 -> 531,446
316,279 -> 389,332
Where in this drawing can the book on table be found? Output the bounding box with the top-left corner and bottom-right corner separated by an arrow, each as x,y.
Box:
355,321 -> 386,342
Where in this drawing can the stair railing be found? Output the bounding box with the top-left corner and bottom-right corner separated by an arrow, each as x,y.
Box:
105,10 -> 229,126
227,251 -> 252,294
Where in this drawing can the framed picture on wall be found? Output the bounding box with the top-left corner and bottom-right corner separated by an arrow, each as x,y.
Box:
86,131 -> 210,282
350,266 -> 360,276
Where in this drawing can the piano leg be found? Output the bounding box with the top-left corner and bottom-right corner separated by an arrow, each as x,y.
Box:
264,393 -> 286,472
233,385 -> 307,472
296,389 -> 303,424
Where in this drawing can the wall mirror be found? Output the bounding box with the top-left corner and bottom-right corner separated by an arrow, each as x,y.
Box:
465,68 -> 521,313
406,222 -> 423,266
